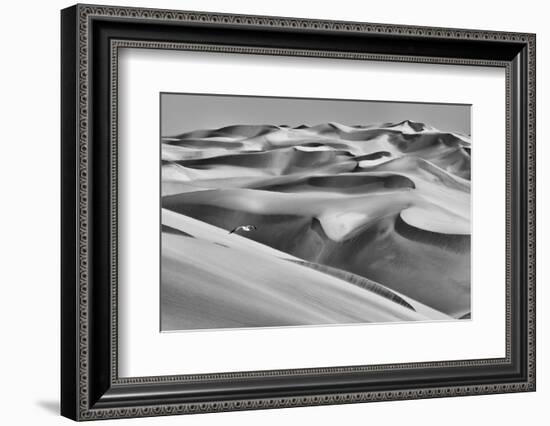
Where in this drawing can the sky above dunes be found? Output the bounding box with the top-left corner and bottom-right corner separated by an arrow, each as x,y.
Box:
161,93 -> 471,137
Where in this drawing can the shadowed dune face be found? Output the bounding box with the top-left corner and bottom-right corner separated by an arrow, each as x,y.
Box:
259,174 -> 416,195
161,120 -> 471,329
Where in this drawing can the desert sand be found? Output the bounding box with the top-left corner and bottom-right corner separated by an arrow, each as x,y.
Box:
161,120 -> 471,330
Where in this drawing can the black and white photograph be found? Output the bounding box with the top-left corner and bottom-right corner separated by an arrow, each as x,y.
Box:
160,94 -> 472,331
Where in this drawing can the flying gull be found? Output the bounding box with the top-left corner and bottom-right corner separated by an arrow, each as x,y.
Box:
229,225 -> 257,234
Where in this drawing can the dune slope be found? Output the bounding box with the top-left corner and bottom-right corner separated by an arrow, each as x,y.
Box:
161,210 -> 450,330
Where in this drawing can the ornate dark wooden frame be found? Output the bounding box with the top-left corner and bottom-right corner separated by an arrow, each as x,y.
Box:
60,3 -> 536,421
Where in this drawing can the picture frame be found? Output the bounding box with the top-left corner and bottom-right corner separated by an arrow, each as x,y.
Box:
61,3 -> 536,421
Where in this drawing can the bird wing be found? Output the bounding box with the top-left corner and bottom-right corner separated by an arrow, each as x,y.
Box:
228,226 -> 241,234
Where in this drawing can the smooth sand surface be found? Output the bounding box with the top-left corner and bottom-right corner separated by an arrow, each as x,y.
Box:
161,210 -> 450,330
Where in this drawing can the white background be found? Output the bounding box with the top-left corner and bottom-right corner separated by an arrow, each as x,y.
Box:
0,0 -> 547,425
119,50 -> 505,377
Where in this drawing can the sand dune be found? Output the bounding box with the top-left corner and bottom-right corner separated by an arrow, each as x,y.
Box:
161,120 -> 471,327
173,147 -> 356,174
161,210 -> 450,330
163,121 -> 470,173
